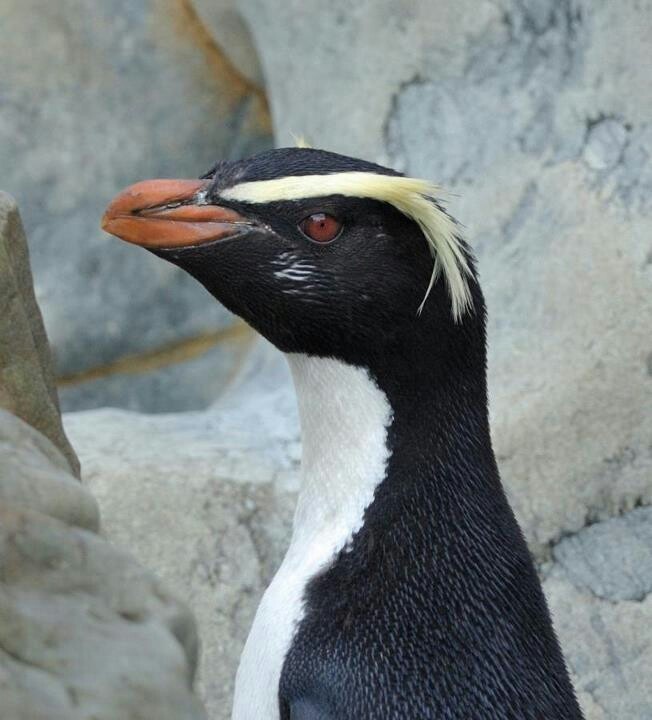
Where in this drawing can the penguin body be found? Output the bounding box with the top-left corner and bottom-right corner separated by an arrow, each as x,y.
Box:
103,148 -> 585,720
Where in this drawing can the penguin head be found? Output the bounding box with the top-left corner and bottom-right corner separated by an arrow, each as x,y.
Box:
103,148 -> 482,367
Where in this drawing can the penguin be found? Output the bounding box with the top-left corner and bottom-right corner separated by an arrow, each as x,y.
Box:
102,147 -> 585,720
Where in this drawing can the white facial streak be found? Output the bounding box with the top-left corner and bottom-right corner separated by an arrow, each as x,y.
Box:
231,355 -> 393,720
221,171 -> 472,320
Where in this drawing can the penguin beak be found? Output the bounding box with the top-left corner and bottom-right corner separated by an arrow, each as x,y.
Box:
101,178 -> 249,248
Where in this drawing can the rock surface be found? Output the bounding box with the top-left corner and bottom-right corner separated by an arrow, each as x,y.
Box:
58,323 -> 255,414
0,495 -> 207,720
0,196 -> 206,718
546,557 -> 652,719
191,0 -> 264,87
544,506 -> 652,718
0,192 -> 79,476
0,0 -> 271,381
553,506 -> 652,603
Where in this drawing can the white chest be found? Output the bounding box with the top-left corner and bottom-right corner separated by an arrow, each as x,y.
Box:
231,355 -> 393,720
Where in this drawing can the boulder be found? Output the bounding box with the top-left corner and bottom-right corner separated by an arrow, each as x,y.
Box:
0,0 -> 271,379
0,496 -> 207,720
190,0 -> 264,87
0,410 -> 97,532
553,506 -> 652,603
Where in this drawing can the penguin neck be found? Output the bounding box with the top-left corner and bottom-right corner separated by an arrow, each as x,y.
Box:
285,348 -> 495,566
285,353 -> 393,557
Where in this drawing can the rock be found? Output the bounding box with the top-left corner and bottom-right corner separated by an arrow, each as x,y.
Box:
583,118 -> 629,171
546,556 -> 652,719
0,192 -> 79,476
59,323 -> 256,414
236,0 -> 652,556
553,506 -> 652,602
0,502 -> 207,720
191,0 -> 264,87
235,0 -> 494,160
65,341 -> 300,719
0,410 -> 98,532
0,0 -> 271,378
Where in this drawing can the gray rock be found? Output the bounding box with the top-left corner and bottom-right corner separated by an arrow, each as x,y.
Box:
236,0 -> 652,556
0,192 -> 79,476
59,324 -> 256,414
553,506 -> 652,602
0,0 -> 271,377
191,0 -> 264,87
583,118 -> 629,171
0,409 -> 98,532
546,563 -> 652,720
235,0 -> 495,159
0,502 -> 207,720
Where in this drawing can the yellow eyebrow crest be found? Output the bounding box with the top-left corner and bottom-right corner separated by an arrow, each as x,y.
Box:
221,171 -> 473,320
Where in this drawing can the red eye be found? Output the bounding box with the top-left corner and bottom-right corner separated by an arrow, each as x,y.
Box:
299,213 -> 342,243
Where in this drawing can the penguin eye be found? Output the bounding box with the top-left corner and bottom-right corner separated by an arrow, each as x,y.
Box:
299,213 -> 343,244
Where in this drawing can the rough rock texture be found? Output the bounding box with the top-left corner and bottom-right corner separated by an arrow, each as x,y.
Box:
191,0 -> 264,86
0,410 -> 97,531
553,506 -> 652,603
0,197 -> 206,718
0,0 -> 271,381
0,193 -> 79,476
235,0 -> 652,555
0,495 -> 207,720
546,508 -> 652,718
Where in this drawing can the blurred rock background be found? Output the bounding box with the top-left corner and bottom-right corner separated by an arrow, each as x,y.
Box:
1,1 -> 651,719
1,0 -> 270,412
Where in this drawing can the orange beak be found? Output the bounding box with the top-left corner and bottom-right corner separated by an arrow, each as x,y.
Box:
101,178 -> 249,248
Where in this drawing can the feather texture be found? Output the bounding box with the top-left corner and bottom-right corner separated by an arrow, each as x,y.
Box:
221,172 -> 472,320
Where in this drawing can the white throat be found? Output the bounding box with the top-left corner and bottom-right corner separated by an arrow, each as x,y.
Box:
287,353 -> 394,548
232,354 -> 393,720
